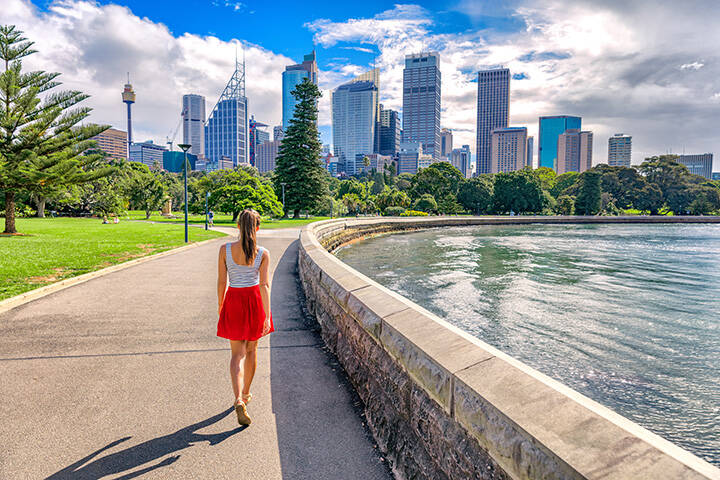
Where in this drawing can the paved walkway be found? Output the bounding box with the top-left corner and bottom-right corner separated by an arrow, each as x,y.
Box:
0,228 -> 391,479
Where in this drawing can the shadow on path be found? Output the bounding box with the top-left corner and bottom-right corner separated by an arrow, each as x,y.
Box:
269,240 -> 391,480
47,408 -> 243,479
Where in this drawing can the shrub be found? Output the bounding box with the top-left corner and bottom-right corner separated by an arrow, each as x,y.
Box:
412,193 -> 437,213
556,195 -> 575,215
383,206 -> 406,216
400,210 -> 429,217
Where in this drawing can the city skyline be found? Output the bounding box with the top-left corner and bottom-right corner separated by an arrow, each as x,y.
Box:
6,0 -> 720,171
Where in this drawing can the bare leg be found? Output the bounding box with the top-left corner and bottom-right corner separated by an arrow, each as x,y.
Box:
230,340 -> 247,404
242,340 -> 258,397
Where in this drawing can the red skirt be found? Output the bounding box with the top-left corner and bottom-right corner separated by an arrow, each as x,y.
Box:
217,285 -> 274,341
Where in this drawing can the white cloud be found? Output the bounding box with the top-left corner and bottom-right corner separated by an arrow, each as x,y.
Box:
340,46 -> 375,54
680,62 -> 704,70
4,0 -> 289,146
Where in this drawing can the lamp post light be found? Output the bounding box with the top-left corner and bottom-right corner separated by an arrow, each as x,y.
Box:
205,191 -> 210,230
280,182 -> 287,217
178,144 -> 192,243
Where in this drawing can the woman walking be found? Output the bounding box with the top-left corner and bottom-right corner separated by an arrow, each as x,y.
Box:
217,209 -> 274,425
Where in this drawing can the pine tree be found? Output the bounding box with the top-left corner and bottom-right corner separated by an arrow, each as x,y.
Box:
273,79 -> 327,218
0,25 -> 111,233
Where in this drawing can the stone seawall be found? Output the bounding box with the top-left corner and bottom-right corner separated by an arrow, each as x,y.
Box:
298,216 -> 720,480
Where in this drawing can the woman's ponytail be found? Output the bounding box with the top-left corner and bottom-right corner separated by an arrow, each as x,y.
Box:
237,209 -> 261,263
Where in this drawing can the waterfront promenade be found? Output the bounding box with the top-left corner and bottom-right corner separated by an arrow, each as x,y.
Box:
0,227 -> 390,479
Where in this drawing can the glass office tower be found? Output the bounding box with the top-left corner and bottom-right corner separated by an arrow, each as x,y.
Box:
332,80 -> 378,176
282,51 -> 318,130
205,60 -> 248,169
182,94 -> 206,156
538,115 -> 581,170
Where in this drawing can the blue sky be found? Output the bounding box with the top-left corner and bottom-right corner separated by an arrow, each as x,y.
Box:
10,0 -> 720,169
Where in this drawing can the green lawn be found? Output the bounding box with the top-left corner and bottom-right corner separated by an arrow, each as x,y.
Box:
124,210 -> 329,229
0,217 -> 226,301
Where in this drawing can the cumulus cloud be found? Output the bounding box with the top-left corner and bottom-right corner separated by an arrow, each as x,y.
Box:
308,1 -> 720,168
4,0 -> 289,146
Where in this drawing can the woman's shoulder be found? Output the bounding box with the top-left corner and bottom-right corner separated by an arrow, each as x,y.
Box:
219,241 -> 234,253
258,245 -> 270,258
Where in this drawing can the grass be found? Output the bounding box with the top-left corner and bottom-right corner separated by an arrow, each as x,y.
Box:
124,210 -> 330,229
0,217 -> 226,301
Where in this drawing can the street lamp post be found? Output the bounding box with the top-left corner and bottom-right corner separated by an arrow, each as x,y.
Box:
205,191 -> 210,230
178,144 -> 192,243
280,182 -> 287,217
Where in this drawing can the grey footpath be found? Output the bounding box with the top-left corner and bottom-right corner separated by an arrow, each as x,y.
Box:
0,228 -> 391,479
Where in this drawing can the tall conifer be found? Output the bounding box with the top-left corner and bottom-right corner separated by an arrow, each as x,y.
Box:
273,79 -> 327,218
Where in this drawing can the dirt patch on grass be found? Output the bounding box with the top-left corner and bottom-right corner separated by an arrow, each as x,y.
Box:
28,267 -> 71,284
100,244 -> 159,263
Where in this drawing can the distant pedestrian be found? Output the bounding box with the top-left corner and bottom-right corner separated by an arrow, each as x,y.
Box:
208,210 -> 214,227
216,209 -> 273,426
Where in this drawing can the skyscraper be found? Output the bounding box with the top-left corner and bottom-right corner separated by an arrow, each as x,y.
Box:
538,115 -> 581,170
182,94 -> 205,156
676,153 -> 713,179
440,128 -> 453,159
282,51 -> 318,130
379,104 -> 402,156
332,79 -> 378,176
403,52 -> 441,160
476,68 -> 510,175
608,133 -> 632,167
205,58 -> 248,169
490,127 -> 527,173
557,129 -> 593,174
526,136 -> 534,168
248,116 -> 269,167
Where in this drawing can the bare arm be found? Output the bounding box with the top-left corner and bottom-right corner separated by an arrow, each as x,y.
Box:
217,245 -> 227,314
258,250 -> 271,334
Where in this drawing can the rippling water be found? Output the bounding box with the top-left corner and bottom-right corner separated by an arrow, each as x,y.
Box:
336,224 -> 720,466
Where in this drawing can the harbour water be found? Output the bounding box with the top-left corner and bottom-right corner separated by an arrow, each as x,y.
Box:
336,223 -> 720,466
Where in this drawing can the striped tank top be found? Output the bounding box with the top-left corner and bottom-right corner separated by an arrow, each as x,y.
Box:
225,243 -> 265,288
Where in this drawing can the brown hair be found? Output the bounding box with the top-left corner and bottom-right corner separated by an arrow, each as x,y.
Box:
237,209 -> 261,263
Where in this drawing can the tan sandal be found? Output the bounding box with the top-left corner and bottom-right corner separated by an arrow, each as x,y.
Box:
234,401 -> 252,425
242,393 -> 253,405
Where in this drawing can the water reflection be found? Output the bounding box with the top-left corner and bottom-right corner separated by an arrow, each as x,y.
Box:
336,224 -> 720,466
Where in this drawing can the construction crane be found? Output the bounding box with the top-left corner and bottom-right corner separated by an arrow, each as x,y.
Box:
166,106 -> 187,151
